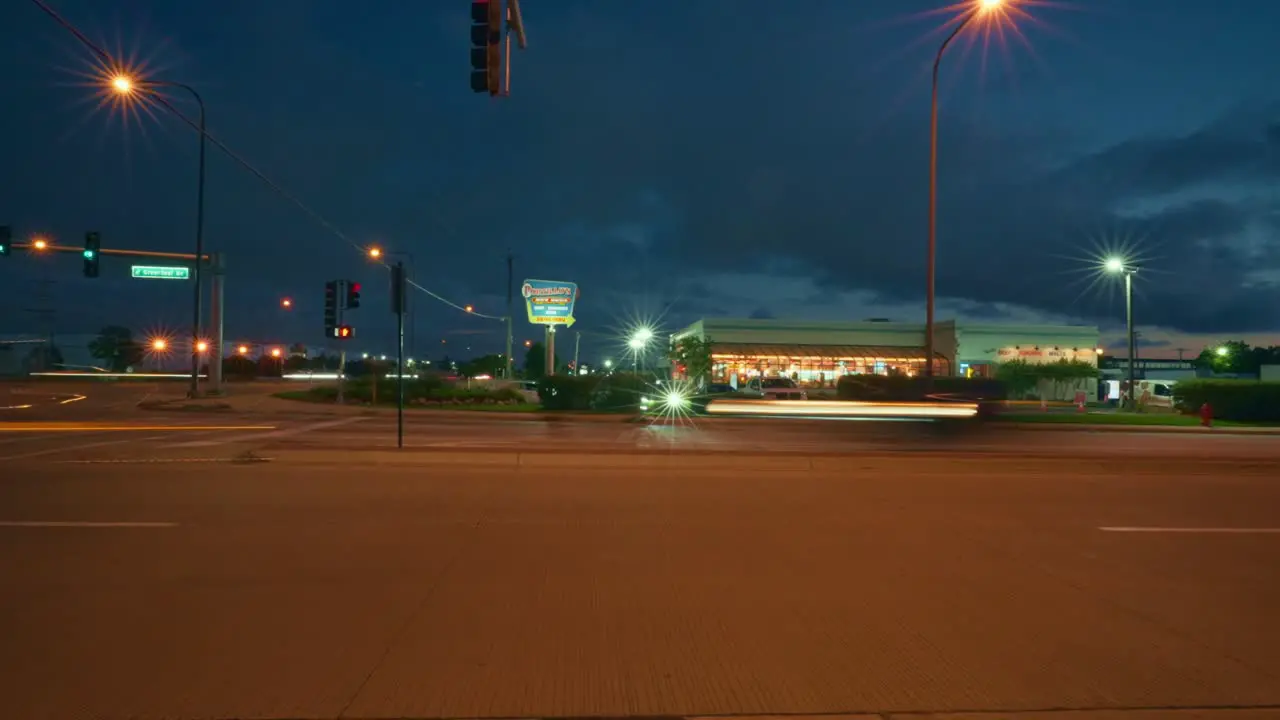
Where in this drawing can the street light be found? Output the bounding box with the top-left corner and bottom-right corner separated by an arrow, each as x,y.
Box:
1105,256 -> 1139,410
270,348 -> 282,358
281,298 -> 292,309
110,72 -> 207,399
237,345 -> 249,355
628,327 -> 655,371
925,0 -> 1010,380
32,238 -> 48,251
1215,346 -> 1229,357
367,246 -> 382,259
464,305 -> 474,313
151,338 -> 168,352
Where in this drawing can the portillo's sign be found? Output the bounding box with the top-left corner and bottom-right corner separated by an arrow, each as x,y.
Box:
996,346 -> 1096,364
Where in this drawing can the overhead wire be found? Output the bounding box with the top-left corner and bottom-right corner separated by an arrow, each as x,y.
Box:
26,0 -> 505,323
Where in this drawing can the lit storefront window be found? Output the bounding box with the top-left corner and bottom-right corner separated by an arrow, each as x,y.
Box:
706,344 -> 947,389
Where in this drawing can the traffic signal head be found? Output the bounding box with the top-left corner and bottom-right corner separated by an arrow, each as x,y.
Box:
323,280 -> 339,334
470,0 -> 502,95
0,225 -> 9,256
334,325 -> 354,340
345,281 -> 361,309
83,231 -> 100,278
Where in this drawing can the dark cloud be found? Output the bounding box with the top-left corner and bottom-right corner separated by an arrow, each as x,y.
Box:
748,308 -> 775,320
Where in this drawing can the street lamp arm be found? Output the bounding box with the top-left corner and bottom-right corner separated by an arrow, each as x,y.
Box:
933,12 -> 976,78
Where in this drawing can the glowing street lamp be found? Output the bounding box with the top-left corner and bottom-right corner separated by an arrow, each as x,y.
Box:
367,246 -> 383,259
110,71 -> 208,398
270,348 -> 282,358
1105,256 -> 1140,410
464,305 -> 474,313
1215,346 -> 1229,357
151,338 -> 168,352
32,238 -> 49,251
925,0 -> 1014,379
237,345 -> 250,355
195,341 -> 209,354
628,327 -> 656,371
281,298 -> 293,309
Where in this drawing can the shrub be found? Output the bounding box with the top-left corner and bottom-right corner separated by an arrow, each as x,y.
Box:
1172,379 -> 1280,422
537,376 -> 604,411
589,373 -> 650,412
836,374 -> 1007,402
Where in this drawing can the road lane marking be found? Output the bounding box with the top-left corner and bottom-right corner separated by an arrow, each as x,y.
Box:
1100,527 -> 1280,534
58,394 -> 88,404
165,416 -> 366,447
0,437 -> 142,461
0,521 -> 177,528
0,424 -> 275,432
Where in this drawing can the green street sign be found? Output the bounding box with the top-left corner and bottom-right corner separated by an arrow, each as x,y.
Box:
131,265 -> 190,280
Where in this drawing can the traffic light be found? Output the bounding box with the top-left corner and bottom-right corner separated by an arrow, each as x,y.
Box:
345,280 -> 361,309
0,225 -> 9,256
335,325 -> 354,340
83,231 -> 100,278
323,280 -> 338,336
470,0 -> 502,95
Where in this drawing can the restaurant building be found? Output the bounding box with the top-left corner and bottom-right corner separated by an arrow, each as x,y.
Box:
671,317 -> 1101,389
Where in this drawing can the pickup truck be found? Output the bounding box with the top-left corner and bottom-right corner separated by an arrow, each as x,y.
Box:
742,377 -> 808,400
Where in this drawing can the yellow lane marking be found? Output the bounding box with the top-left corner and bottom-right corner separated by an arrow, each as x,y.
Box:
59,395 -> 88,404
0,424 -> 275,432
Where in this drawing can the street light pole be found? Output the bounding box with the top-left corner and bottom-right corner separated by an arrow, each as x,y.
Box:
1125,270 -> 1136,411
926,10 -> 978,381
115,77 -> 207,398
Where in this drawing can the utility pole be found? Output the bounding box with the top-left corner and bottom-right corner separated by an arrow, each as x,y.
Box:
505,251 -> 514,379
1175,347 -> 1188,362
391,262 -> 407,448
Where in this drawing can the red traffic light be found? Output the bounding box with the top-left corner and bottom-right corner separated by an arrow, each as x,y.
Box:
335,325 -> 354,339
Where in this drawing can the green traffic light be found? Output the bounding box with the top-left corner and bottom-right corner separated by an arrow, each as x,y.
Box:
83,249 -> 95,259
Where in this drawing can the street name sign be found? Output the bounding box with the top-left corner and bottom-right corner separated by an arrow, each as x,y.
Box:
131,265 -> 190,280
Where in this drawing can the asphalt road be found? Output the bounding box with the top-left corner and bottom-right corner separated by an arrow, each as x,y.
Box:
1,454 -> 1278,720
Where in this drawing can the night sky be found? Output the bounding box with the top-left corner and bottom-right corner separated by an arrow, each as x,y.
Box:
2,0 -> 1277,363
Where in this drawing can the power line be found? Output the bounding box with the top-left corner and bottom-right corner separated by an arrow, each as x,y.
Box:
26,0 -> 502,324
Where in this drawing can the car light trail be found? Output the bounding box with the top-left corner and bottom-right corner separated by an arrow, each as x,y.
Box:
705,399 -> 979,418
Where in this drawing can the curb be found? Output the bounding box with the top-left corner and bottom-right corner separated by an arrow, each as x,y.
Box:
997,422 -> 1280,435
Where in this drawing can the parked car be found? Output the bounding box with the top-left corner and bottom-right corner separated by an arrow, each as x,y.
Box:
741,376 -> 808,400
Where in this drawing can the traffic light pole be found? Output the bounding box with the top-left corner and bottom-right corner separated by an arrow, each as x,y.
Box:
394,260 -> 406,449
209,253 -> 226,394
10,240 -> 220,393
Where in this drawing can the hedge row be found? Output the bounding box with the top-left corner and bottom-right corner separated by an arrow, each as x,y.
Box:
1173,379 -> 1280,422
835,374 -> 1007,402
536,373 -> 651,412
306,376 -> 524,405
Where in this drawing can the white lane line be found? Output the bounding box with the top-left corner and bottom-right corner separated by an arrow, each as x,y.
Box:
0,521 -> 178,528
1100,526 -> 1280,534
0,437 -> 139,461
164,416 -> 367,448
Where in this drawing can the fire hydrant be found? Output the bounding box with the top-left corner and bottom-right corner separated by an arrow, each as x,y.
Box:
1199,402 -> 1213,428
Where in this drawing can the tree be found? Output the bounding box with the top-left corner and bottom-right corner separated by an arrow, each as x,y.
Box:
523,342 -> 559,379
88,326 -> 143,372
669,335 -> 714,386
1196,341 -> 1280,375
995,359 -> 1039,399
24,343 -> 63,372
457,353 -> 505,378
